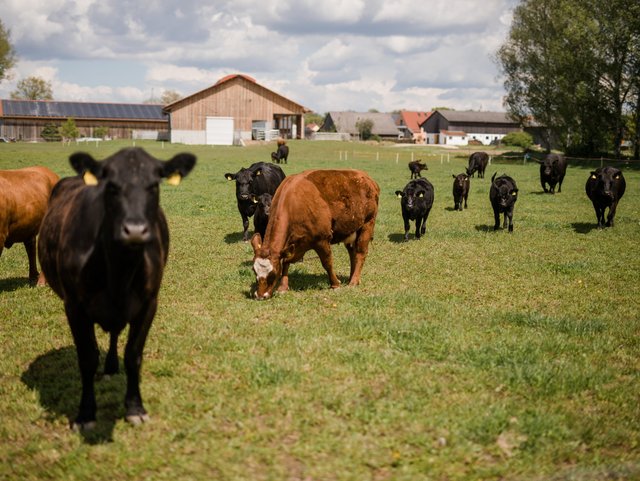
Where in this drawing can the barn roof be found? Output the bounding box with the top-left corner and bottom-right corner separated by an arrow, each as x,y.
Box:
399,111 -> 432,133
163,74 -> 310,113
325,112 -> 401,136
434,110 -> 516,124
0,99 -> 167,121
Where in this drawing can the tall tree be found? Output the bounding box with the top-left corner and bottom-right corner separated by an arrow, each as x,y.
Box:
11,76 -> 54,100
0,19 -> 16,82
160,90 -> 182,105
497,0 -> 640,156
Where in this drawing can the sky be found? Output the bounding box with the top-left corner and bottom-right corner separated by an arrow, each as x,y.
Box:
0,0 -> 519,114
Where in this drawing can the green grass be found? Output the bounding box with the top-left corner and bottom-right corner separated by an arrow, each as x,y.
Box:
0,140 -> 639,480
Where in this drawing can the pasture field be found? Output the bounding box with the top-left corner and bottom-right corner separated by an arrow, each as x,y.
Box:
0,140 -> 639,480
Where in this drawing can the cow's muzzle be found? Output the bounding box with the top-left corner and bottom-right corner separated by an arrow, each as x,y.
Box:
121,221 -> 151,244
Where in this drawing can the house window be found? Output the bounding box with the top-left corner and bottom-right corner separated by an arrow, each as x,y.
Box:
485,136 -> 489,139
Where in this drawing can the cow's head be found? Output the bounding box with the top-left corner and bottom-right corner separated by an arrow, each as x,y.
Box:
590,168 -> 623,199
251,193 -> 272,217
225,167 -> 263,201
395,181 -> 428,210
540,155 -> 559,176
250,233 -> 282,300
71,148 -> 196,246
493,179 -> 518,208
453,173 -> 469,187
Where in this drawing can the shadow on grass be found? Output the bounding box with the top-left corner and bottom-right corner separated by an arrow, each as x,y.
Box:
244,271 -> 347,299
474,225 -> 495,232
0,276 -> 31,292
21,346 -> 125,444
572,222 -> 598,234
388,233 -> 409,243
224,231 -> 247,244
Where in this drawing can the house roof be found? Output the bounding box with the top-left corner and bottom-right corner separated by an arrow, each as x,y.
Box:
399,111 -> 432,133
325,111 -> 400,136
441,130 -> 467,136
432,110 -> 516,124
0,99 -> 166,121
163,74 -> 310,113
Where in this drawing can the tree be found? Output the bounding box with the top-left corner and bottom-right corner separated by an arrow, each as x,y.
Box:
94,126 -> 109,139
41,123 -> 61,142
356,119 -> 374,140
11,76 -> 53,100
59,118 -> 79,142
496,0 -> 640,157
161,90 -> 182,105
0,19 -> 16,83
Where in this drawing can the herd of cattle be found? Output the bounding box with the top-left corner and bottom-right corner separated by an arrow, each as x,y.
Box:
0,145 -> 629,430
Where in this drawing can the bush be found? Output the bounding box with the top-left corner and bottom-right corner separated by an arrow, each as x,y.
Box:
41,123 -> 61,142
94,126 -> 109,139
501,131 -> 533,149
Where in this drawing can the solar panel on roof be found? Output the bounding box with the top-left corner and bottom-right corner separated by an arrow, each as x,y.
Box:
1,99 -> 166,120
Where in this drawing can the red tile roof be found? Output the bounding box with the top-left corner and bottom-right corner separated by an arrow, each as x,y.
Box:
400,111 -> 432,133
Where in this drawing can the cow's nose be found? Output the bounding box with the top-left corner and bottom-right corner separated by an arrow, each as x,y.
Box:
239,194 -> 250,200
122,221 -> 150,243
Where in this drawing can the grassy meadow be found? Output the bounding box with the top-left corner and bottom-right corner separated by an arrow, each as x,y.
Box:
0,139 -> 639,480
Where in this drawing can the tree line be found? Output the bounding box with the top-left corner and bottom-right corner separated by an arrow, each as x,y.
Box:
497,0 -> 640,159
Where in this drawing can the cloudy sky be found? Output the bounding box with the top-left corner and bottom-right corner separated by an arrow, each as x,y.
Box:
0,0 -> 518,114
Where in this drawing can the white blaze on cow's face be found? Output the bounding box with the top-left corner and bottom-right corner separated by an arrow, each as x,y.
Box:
253,257 -> 273,279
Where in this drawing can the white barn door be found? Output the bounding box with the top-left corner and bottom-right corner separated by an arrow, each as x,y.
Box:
206,117 -> 234,145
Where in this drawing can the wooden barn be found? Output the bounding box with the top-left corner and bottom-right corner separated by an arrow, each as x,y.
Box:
420,110 -> 521,146
0,99 -> 168,142
163,74 -> 310,145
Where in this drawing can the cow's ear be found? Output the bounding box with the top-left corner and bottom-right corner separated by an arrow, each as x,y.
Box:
395,190 -> 403,198
250,194 -> 259,204
418,192 -> 424,198
225,173 -> 235,181
452,174 -> 456,179
614,173 -> 621,180
163,153 -> 196,185
251,233 -> 262,254
511,189 -> 518,196
590,172 -> 597,179
70,152 -> 102,185
255,168 -> 263,176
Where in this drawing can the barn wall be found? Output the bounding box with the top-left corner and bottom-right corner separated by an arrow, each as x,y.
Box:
0,118 -> 167,141
168,77 -> 305,141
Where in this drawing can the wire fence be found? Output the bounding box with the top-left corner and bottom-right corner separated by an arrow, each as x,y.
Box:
335,149 -> 640,168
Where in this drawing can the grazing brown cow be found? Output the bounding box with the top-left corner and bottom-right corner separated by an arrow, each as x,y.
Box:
0,166 -> 59,285
250,169 -> 380,300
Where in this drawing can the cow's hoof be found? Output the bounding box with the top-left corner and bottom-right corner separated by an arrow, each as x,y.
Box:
126,413 -> 150,425
71,420 -> 96,432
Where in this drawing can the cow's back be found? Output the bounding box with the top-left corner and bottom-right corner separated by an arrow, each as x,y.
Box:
0,166 -> 59,246
252,163 -> 285,195
270,169 -> 379,242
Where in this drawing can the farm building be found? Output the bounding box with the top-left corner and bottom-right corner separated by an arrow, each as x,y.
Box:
420,110 -> 521,146
396,111 -> 432,142
163,74 -> 310,145
320,112 -> 401,140
0,99 -> 168,142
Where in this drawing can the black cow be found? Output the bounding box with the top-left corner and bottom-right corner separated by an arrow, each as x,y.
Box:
395,178 -> 434,241
408,160 -> 428,179
467,152 -> 489,178
490,173 -> 518,232
536,153 -> 567,193
452,173 -> 470,211
37,148 -> 196,430
271,144 -> 289,164
251,192 -> 272,239
585,166 -> 626,228
225,162 -> 285,241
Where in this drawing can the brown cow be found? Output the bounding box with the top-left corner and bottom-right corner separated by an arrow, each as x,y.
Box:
250,169 -> 379,300
0,166 -> 59,285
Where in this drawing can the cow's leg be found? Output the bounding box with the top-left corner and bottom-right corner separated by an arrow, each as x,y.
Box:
506,207 -> 514,232
593,203 -> 605,228
463,192 -> 468,209
314,241 -> 340,288
421,210 -> 429,236
606,202 -> 618,227
66,304 -> 99,430
24,237 -> 39,285
347,220 -> 375,286
403,215 -> 411,241
123,301 -> 156,425
558,175 -> 564,193
277,262 -> 290,292
104,332 -> 119,375
241,213 -> 250,241
493,208 -> 501,231
541,179 -> 548,193
415,217 -> 423,239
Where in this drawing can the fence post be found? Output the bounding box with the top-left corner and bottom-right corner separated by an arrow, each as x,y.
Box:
376,151 -> 379,161
396,153 -> 399,164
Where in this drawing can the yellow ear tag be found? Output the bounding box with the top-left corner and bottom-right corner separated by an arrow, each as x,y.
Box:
591,174 -> 597,179
166,173 -> 182,186
396,194 -> 402,199
512,192 -> 517,196
83,171 -> 98,186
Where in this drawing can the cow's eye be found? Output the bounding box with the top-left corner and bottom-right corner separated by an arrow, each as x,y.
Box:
148,184 -> 159,194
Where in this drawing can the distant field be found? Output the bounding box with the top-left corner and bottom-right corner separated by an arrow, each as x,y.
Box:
1,140 -> 639,480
